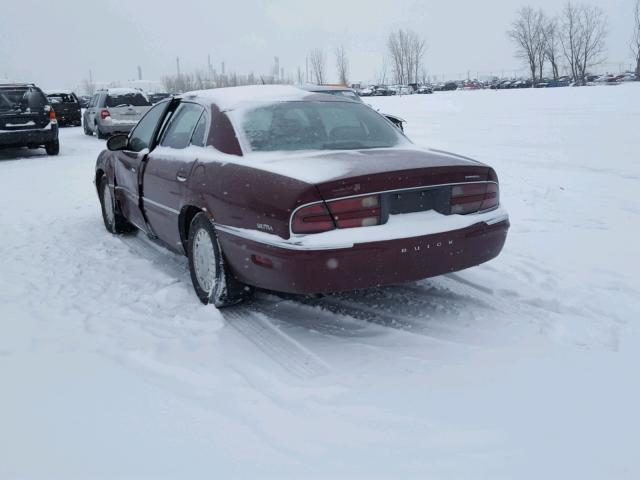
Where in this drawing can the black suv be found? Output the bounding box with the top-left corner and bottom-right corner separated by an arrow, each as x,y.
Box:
0,83 -> 59,155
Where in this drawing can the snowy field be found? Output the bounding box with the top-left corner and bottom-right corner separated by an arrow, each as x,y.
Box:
1,84 -> 639,479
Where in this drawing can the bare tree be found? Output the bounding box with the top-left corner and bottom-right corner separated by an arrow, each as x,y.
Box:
632,0 -> 640,79
544,17 -> 562,79
81,77 -> 96,96
308,48 -> 326,85
536,11 -> 548,81
376,58 -> 389,85
387,29 -> 427,84
508,7 -> 545,84
560,2 -> 607,85
335,45 -> 349,85
296,66 -> 304,85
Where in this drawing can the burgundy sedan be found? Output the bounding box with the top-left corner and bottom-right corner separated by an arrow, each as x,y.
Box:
95,86 -> 509,307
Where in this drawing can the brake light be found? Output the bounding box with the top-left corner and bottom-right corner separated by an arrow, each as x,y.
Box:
49,108 -> 56,121
327,195 -> 381,229
291,203 -> 335,234
100,109 -> 110,120
451,183 -> 498,214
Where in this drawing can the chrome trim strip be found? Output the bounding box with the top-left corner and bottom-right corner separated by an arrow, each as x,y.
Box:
214,224 -> 354,251
288,181 -> 499,237
143,197 -> 180,215
114,185 -> 138,200
114,186 -> 180,215
485,213 -> 509,225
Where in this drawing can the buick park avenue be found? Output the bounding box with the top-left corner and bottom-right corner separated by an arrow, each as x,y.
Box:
95,85 -> 509,307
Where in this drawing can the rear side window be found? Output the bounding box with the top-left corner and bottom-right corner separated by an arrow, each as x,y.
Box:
47,93 -> 77,104
160,103 -> 204,149
106,92 -> 151,108
0,88 -> 47,112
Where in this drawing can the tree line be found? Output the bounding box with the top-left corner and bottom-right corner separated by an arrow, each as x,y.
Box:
508,0 -> 640,85
307,28 -> 427,86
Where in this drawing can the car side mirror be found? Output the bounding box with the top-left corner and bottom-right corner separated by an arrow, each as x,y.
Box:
107,134 -> 129,151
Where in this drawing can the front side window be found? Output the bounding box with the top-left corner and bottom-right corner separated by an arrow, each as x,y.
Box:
128,102 -> 169,152
190,112 -> 208,147
238,101 -> 405,152
160,103 -> 205,149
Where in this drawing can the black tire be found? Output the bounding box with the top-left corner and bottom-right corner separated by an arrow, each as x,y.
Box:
98,175 -> 134,234
96,125 -> 107,140
83,119 -> 92,135
45,139 -> 60,156
187,212 -> 251,307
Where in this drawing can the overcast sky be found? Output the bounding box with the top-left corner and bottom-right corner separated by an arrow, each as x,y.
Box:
1,0 -> 636,90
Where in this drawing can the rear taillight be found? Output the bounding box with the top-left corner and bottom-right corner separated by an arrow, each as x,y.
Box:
450,183 -> 498,214
49,108 -> 56,121
327,195 -> 381,229
291,194 -> 382,235
100,109 -> 110,120
291,203 -> 335,234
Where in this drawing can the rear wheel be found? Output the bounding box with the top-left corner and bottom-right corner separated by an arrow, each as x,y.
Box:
99,175 -> 133,234
96,125 -> 107,140
187,212 -> 251,307
83,119 -> 92,135
45,139 -> 59,156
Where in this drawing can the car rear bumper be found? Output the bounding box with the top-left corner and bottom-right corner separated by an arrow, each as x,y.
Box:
0,123 -> 58,148
57,111 -> 81,124
98,121 -> 137,134
218,214 -> 510,295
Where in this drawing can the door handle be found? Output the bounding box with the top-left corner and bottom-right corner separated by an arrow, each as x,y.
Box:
129,167 -> 136,173
176,173 -> 188,182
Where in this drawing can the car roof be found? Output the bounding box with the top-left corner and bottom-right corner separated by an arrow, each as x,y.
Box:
0,83 -> 37,89
300,84 -> 354,93
181,85 -> 353,111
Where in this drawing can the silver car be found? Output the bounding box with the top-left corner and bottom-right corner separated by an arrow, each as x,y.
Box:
83,88 -> 152,139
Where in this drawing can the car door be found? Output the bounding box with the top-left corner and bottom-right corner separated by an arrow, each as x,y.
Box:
113,100 -> 173,232
142,102 -> 206,252
85,93 -> 100,129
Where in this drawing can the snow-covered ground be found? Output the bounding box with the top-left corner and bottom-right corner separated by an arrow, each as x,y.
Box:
1,84 -> 639,480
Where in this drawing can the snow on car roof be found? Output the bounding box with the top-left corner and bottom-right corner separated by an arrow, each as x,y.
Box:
183,85 -> 339,111
104,87 -> 147,96
46,89 -> 74,95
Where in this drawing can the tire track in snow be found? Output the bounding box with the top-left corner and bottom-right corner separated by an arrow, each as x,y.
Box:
223,308 -> 332,379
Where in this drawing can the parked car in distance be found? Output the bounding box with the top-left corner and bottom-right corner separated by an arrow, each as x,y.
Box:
78,95 -> 91,108
0,83 -> 59,155
148,92 -> 172,104
301,85 -> 407,132
95,86 -> 509,307
83,88 -> 152,139
441,82 -> 458,91
415,85 -> 433,94
46,90 -> 81,126
547,77 -> 571,88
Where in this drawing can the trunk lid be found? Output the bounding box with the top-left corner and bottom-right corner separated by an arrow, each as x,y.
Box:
310,148 -> 493,200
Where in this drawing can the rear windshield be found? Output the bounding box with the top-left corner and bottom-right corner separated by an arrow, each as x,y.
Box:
47,93 -> 76,104
238,101 -> 404,152
320,90 -> 363,103
0,88 -> 48,112
106,92 -> 151,108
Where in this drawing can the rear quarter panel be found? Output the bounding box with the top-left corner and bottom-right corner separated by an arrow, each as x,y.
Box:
188,160 -> 321,240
